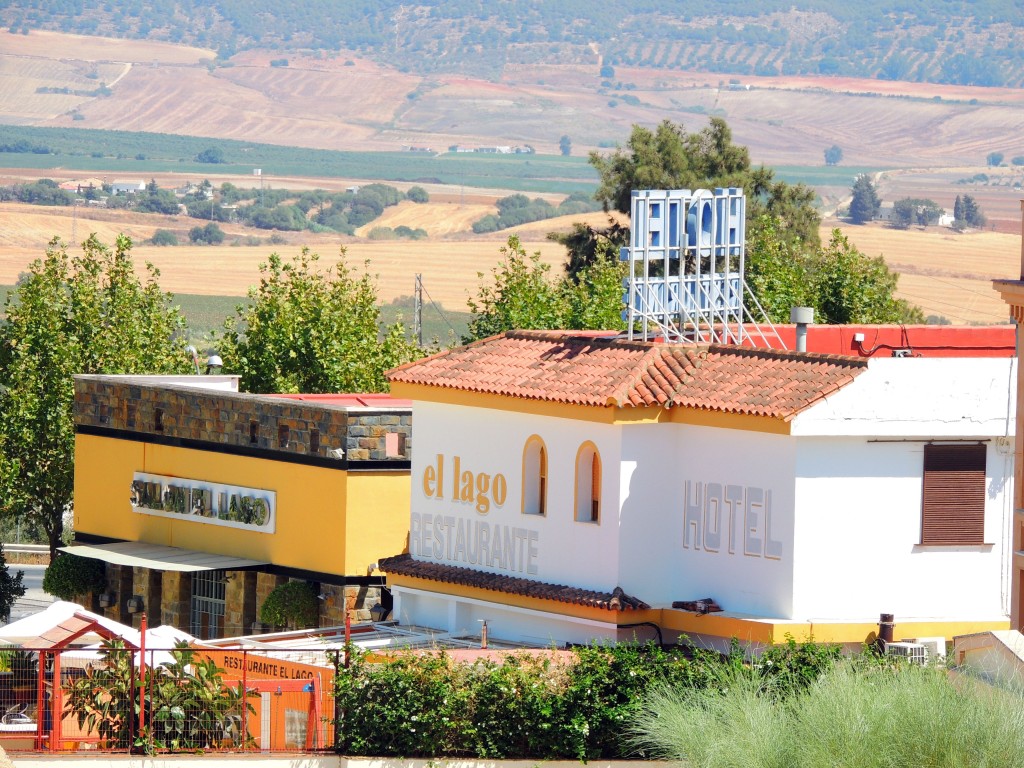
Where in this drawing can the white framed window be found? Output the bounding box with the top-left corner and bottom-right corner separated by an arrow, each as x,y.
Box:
522,435 -> 547,516
574,442 -> 601,523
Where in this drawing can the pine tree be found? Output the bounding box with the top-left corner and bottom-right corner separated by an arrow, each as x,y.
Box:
849,175 -> 881,224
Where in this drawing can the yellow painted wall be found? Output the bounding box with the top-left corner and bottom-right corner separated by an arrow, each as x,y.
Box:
74,434 -> 410,577
345,471 -> 411,575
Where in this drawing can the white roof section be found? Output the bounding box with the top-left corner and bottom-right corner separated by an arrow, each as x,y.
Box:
60,541 -> 268,572
791,357 -> 1016,437
74,373 -> 240,392
0,601 -> 136,646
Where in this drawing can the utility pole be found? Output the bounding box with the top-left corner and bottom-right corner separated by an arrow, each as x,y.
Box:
414,274 -> 423,348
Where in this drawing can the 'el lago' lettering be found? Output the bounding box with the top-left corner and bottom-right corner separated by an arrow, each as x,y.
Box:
683,480 -> 783,560
422,454 -> 507,514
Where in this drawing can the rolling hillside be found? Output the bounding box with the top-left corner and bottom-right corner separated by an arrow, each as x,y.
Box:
3,1 -> 1024,86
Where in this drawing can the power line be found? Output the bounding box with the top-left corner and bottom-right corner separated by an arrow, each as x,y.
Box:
419,280 -> 462,342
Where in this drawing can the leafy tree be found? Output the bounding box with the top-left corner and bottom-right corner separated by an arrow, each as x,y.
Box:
195,147 -> 225,164
150,229 -> 178,246
824,145 -> 843,166
218,247 -> 420,393
600,63 -> 615,79
464,235 -> 625,342
42,551 -> 105,600
961,194 -> 985,227
745,216 -> 813,323
189,222 -> 225,244
0,545 -> 25,620
891,198 -> 942,229
1012,156 -> 1024,167
0,235 -> 189,555
986,151 -> 1004,167
465,237 -> 566,340
406,185 -> 429,203
891,198 -> 915,229
559,135 -> 572,156
589,118 -> 820,249
848,174 -> 881,224
811,230 -> 923,324
135,187 -> 181,215
548,219 -> 628,282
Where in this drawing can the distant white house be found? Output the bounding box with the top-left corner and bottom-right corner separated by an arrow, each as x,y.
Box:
110,180 -> 146,195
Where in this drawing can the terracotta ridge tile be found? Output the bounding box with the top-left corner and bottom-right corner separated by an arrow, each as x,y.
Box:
378,553 -> 650,611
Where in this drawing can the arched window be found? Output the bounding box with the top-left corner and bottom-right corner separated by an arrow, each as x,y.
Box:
522,436 -> 547,516
574,442 -> 601,523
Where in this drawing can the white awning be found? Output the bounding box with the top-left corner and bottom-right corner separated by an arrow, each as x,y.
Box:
60,541 -> 268,572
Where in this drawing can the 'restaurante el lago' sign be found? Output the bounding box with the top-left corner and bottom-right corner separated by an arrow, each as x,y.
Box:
131,472 -> 275,533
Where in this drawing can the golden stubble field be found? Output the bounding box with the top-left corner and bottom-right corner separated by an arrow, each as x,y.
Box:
0,200 -> 1014,324
0,202 -> 570,311
826,220 -> 1017,324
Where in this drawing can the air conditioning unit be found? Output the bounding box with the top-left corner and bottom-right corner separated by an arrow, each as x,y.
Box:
885,641 -> 927,664
912,637 -> 947,662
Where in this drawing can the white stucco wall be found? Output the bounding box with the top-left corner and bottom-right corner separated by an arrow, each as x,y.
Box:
618,423 -> 797,617
407,402 -> 622,592
791,438 -> 1012,621
790,356 -> 1016,623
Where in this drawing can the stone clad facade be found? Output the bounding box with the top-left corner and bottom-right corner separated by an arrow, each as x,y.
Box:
74,377 -> 412,461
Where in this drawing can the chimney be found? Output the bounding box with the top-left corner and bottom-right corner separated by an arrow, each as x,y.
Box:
790,306 -> 814,352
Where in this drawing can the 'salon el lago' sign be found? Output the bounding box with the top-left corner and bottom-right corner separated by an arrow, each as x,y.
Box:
131,472 -> 276,533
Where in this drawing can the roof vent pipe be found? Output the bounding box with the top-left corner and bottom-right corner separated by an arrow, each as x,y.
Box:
789,307 -> 814,352
877,612 -> 895,653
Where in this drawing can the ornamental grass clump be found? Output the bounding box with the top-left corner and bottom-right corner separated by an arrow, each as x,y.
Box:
630,660 -> 1024,768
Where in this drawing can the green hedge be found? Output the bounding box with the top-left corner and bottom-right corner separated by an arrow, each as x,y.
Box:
334,639 -> 839,760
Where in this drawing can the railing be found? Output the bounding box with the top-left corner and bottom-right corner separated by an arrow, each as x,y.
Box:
0,647 -> 339,753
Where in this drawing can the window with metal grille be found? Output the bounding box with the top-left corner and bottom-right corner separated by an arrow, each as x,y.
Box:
190,570 -> 226,639
920,443 -> 986,545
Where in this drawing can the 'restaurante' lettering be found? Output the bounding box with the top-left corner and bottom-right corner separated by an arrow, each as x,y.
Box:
409,512 -> 538,575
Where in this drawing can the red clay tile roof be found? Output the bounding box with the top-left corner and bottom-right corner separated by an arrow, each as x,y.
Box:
388,330 -> 867,420
379,553 -> 650,612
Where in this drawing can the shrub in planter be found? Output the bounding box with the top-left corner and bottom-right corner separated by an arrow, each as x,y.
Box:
258,581 -> 318,629
43,552 -> 106,601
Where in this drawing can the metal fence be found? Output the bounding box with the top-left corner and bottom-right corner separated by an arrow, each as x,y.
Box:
0,647 -> 339,753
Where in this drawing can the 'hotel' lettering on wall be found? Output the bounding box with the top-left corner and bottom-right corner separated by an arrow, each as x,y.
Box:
682,480 -> 783,560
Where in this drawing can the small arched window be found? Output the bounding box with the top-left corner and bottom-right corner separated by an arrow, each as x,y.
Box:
574,442 -> 601,523
522,436 -> 547,516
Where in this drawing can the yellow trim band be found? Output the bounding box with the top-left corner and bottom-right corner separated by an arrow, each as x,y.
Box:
389,383 -> 791,434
